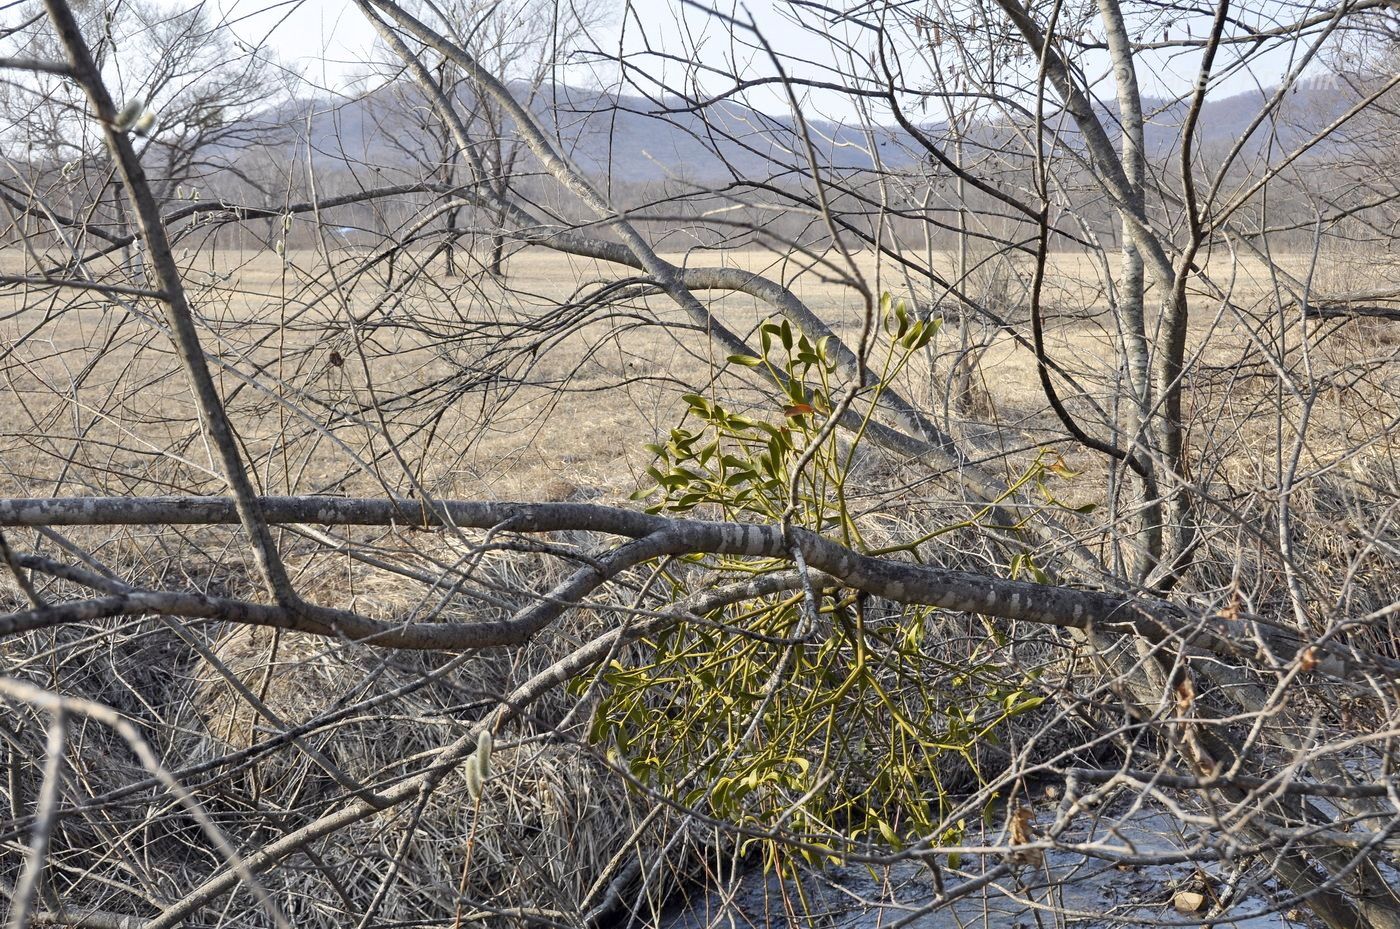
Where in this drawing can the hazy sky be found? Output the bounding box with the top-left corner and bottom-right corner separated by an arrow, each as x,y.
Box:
222,0 -> 1318,121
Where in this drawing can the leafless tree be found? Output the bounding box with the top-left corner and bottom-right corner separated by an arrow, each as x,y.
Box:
1,0 -> 1398,927
354,0 -> 605,277
1,1 -> 283,240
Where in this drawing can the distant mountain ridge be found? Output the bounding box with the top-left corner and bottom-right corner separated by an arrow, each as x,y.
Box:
275,77 -> 1372,184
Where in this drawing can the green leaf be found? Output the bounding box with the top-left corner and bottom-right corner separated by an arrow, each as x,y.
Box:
901,316 -> 940,351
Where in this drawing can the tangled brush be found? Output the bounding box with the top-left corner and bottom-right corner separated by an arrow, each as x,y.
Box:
0,544 -> 697,928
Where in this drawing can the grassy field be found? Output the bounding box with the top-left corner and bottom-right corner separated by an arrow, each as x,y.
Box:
7,244 -> 1390,510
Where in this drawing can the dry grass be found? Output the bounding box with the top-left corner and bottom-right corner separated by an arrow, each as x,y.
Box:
0,543 -> 695,927
1,243 -> 1397,925
2,244 -> 1393,500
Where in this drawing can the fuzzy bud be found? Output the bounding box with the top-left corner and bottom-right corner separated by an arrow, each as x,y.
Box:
133,110 -> 156,136
112,100 -> 143,131
464,758 -> 483,799
475,729 -> 492,780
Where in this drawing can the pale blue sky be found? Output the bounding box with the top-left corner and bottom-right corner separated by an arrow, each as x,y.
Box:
222,0 -> 1323,121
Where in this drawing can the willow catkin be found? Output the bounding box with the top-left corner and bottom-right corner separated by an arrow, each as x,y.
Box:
465,759 -> 483,799
476,729 -> 493,780
463,729 -> 493,799
112,100 -> 143,132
